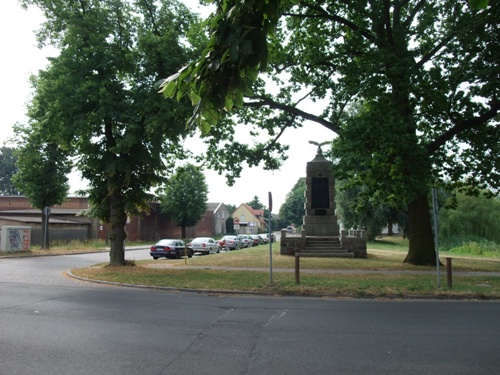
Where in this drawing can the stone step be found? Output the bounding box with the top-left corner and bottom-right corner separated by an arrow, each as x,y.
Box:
298,252 -> 355,258
306,244 -> 343,249
306,237 -> 340,242
307,241 -> 342,246
306,238 -> 341,244
302,248 -> 345,253
302,236 -> 352,258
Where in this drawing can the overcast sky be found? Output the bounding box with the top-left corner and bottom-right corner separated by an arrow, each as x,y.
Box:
0,0 -> 335,213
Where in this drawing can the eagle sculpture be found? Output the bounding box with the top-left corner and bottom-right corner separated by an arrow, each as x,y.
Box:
308,140 -> 330,155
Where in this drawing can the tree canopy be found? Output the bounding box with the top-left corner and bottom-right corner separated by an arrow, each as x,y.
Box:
0,147 -> 20,196
247,195 -> 264,210
19,0 -> 200,263
163,0 -> 499,265
440,191 -> 500,244
12,125 -> 71,210
279,177 -> 305,228
159,163 -> 209,239
12,124 -> 72,248
335,180 -> 407,240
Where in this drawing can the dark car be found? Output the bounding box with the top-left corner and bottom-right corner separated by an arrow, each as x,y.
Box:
219,235 -> 241,250
249,234 -> 262,246
150,239 -> 192,260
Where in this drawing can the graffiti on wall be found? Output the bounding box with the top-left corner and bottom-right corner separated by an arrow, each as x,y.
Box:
6,228 -> 31,251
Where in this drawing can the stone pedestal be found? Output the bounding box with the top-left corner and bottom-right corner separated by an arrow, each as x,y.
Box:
302,150 -> 339,237
280,146 -> 367,258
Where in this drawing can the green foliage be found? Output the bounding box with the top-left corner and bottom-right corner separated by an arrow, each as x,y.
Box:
160,0 -> 280,133
18,0 -> 199,263
336,181 -> 388,241
332,101 -> 432,206
159,163 -> 209,238
0,147 -> 20,196
279,178 -> 305,227
12,124 -> 71,210
225,216 -> 235,233
335,177 -> 410,240
162,1 -> 500,266
247,195 -> 264,210
225,203 -> 236,214
469,0 -> 490,10
439,192 -> 500,243
441,238 -> 499,257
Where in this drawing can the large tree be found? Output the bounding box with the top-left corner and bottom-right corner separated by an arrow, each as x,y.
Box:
20,0 -> 199,264
163,0 -> 499,265
158,163 -> 208,238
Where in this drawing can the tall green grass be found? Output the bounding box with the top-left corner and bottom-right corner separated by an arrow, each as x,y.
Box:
442,238 -> 500,257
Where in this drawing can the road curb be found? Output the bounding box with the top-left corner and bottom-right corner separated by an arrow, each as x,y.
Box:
65,269 -> 500,301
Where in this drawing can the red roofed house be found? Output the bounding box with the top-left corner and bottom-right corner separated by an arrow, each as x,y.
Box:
231,203 -> 265,234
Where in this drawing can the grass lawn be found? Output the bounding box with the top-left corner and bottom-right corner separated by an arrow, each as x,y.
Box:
69,237 -> 500,299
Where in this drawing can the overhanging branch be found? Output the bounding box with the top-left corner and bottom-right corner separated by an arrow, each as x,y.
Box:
426,99 -> 500,154
244,97 -> 341,135
281,1 -> 375,41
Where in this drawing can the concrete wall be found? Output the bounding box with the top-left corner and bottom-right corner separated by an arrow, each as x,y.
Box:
340,230 -> 368,258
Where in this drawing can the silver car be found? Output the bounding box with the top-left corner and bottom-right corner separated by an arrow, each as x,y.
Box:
258,234 -> 269,244
220,235 -> 242,250
189,237 -> 221,255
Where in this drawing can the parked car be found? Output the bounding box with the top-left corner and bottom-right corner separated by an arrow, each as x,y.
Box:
249,234 -> 262,246
219,235 -> 241,250
258,234 -> 269,244
236,234 -> 252,248
150,239 -> 192,260
189,237 -> 221,255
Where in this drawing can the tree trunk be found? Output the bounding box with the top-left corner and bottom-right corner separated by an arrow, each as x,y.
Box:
181,224 -> 187,239
404,193 -> 439,266
387,219 -> 394,236
41,209 -> 50,249
108,190 -> 127,265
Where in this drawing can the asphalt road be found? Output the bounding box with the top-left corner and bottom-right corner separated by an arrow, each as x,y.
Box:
1,249 -> 500,374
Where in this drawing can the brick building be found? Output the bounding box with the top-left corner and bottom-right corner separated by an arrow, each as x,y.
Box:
101,202 -> 230,242
0,196 -> 229,246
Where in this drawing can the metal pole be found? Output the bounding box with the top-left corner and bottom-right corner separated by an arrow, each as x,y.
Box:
432,187 -> 440,288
